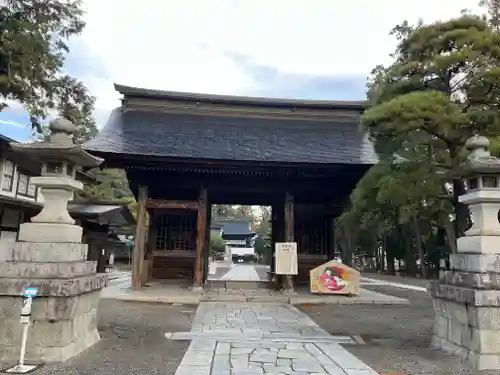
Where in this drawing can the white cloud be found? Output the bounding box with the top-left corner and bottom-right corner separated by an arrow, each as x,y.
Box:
76,0 -> 483,126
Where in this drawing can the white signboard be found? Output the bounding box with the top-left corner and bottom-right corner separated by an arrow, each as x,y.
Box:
275,242 -> 298,275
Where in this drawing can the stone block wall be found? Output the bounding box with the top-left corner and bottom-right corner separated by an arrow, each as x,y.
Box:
0,241 -> 107,364
430,252 -> 500,370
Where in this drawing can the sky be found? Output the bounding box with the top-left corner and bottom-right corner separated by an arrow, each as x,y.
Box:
0,0 -> 484,141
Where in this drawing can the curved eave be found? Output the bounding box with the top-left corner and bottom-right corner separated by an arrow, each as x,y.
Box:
115,83 -> 368,111
84,150 -> 376,170
10,143 -> 104,168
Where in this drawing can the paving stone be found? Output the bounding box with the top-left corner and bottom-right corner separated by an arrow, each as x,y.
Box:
175,365 -> 211,375
217,342 -> 231,354
231,353 -> 250,369
286,343 -> 304,350
292,358 -> 325,373
277,358 -> 292,366
343,370 -> 379,375
232,369 -> 264,375
232,347 -> 255,355
233,342 -> 262,348
304,343 -> 338,367
317,344 -> 372,370
180,350 -> 214,366
189,338 -> 216,351
250,349 -> 278,363
213,354 -> 231,371
261,365 -> 293,374
277,349 -> 312,359
180,302 -> 378,375
262,342 -> 286,349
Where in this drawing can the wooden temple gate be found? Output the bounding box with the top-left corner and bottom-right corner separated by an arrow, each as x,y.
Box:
84,84 -> 376,291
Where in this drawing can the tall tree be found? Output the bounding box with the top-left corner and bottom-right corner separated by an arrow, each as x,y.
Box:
0,0 -> 96,134
362,15 -> 500,239
481,0 -> 500,31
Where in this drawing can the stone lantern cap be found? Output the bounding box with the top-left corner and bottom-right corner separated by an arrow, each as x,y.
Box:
458,135 -> 500,177
9,117 -> 103,168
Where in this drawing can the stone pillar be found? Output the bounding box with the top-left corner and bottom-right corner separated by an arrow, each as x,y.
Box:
430,135 -> 500,370
0,118 -> 107,364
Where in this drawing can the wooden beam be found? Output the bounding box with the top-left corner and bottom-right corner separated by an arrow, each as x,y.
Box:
146,199 -> 198,210
283,192 -> 295,292
132,185 -> 148,290
194,187 -> 207,288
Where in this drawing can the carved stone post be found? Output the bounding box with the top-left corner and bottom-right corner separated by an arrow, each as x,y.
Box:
430,135 -> 500,370
0,118 -> 107,364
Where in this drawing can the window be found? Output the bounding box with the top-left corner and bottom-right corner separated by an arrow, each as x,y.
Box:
17,173 -> 28,196
27,178 -> 36,198
2,160 -> 14,191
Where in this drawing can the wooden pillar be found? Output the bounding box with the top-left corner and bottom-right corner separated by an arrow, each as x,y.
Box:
194,187 -> 207,288
270,204 -> 277,274
283,192 -> 295,292
132,185 -> 148,290
202,198 -> 212,284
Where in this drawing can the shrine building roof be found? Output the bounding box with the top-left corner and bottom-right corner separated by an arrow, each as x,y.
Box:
84,84 -> 377,166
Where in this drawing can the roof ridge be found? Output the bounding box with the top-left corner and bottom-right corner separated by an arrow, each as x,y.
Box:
115,83 -> 367,110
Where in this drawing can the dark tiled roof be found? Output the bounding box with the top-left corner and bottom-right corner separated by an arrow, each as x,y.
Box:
84,109 -> 377,164
221,220 -> 253,236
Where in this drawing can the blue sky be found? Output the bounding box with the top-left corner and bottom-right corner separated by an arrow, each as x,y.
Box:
0,0 -> 483,142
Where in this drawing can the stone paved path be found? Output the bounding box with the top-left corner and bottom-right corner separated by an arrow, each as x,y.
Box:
171,302 -> 378,375
219,264 -> 262,281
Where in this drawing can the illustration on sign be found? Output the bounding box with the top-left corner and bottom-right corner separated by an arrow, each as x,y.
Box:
319,266 -> 346,291
310,260 -> 360,295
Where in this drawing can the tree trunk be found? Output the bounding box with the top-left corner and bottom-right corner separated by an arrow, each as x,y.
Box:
450,146 -> 471,239
412,214 -> 428,279
402,224 -> 417,277
380,240 -> 386,273
343,228 -> 354,267
386,242 -> 395,275
444,221 -> 457,254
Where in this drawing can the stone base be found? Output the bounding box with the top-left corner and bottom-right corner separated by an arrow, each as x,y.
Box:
431,285 -> 500,370
0,290 -> 102,364
18,222 -> 82,243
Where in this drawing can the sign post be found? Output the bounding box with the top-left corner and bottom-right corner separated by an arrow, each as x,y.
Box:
275,242 -> 298,275
6,288 -> 39,374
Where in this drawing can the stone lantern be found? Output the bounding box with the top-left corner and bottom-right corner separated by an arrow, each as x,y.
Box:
12,118 -> 104,242
0,118 -> 108,364
430,134 -> 500,370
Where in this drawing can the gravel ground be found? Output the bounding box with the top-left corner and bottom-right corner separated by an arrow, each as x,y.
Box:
301,284 -> 498,375
6,300 -> 196,375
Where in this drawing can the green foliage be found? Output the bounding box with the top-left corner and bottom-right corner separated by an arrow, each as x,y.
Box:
78,169 -> 133,201
337,11 -> 500,276
210,235 -> 226,254
0,0 -> 96,133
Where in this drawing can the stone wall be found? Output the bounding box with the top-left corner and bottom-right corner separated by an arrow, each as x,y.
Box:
430,252 -> 500,369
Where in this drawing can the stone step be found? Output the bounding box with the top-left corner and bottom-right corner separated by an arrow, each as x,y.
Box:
207,280 -> 271,290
